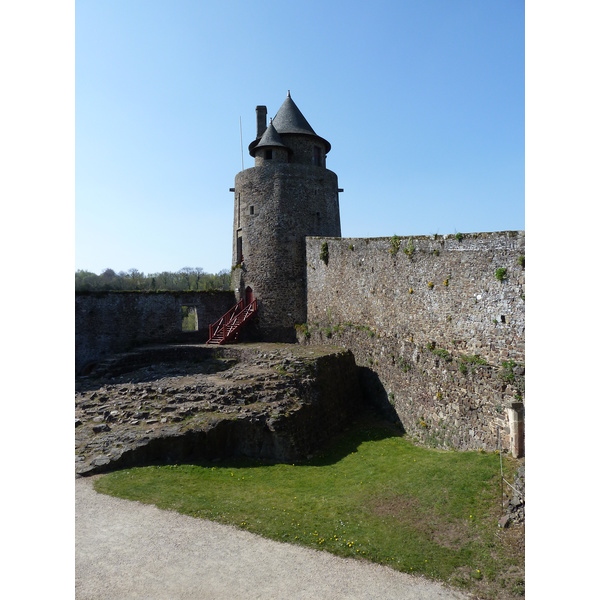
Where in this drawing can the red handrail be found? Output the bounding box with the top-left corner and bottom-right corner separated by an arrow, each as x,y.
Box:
207,298 -> 257,344
209,298 -> 244,339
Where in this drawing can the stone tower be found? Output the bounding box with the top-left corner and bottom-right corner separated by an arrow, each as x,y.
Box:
230,92 -> 342,341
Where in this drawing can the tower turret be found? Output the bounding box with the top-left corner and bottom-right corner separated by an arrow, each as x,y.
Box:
231,92 -> 341,341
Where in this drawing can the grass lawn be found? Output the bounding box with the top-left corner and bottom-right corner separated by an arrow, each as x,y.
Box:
94,417 -> 524,599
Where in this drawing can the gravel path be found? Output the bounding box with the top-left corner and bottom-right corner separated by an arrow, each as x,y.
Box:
76,476 -> 472,600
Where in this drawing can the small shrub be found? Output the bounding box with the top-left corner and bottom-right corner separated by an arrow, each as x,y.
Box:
295,323 -> 311,339
432,347 -> 452,362
409,287 -> 413,295
462,354 -> 487,365
495,267 -> 507,281
403,237 -> 415,258
455,232 -> 464,242
320,242 -> 329,265
389,234 -> 402,257
398,357 -> 412,372
433,248 -> 440,256
443,278 -> 449,287
428,343 -> 451,362
427,281 -> 434,289
518,255 -> 525,268
500,360 -> 516,383
348,243 -> 355,251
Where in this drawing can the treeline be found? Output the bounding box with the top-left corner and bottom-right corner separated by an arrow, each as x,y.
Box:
75,267 -> 231,292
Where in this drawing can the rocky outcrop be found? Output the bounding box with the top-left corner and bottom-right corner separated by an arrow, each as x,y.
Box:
75,343 -> 364,475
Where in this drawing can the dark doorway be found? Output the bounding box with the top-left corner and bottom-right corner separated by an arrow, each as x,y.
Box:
245,286 -> 253,306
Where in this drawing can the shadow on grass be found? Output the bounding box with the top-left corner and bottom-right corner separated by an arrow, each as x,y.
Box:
305,411 -> 405,467
90,410 -> 406,476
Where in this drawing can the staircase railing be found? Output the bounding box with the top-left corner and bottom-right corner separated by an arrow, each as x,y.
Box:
208,299 -> 244,341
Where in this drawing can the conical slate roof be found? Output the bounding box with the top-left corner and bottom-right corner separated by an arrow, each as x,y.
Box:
255,119 -> 288,150
248,92 -> 331,156
271,92 -> 316,136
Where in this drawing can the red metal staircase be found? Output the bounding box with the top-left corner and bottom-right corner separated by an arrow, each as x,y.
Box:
207,298 -> 258,345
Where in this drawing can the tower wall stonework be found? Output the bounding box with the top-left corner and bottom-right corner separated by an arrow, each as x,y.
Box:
232,163 -> 340,341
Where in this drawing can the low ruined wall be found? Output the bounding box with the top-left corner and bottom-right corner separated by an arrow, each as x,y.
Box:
75,344 -> 365,473
303,232 -> 525,454
75,291 -> 235,374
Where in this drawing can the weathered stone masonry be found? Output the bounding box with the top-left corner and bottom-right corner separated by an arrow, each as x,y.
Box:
75,291 -> 234,374
302,232 -> 525,455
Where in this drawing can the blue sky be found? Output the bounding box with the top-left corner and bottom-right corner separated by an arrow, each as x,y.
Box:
75,0 -> 524,275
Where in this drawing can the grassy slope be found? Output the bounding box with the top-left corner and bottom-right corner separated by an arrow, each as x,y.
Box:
94,419 -> 524,599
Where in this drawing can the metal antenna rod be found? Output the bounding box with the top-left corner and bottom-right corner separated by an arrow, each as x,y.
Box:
239,116 -> 244,171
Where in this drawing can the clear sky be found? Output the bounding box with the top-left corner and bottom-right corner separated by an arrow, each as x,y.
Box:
75,0 -> 524,276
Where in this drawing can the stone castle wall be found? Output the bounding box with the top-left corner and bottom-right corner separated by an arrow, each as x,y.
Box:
302,232 -> 525,454
75,291 -> 235,374
74,231 -> 526,455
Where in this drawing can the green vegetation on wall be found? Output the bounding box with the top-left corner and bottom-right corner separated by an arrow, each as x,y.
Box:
320,242 -> 329,265
389,234 -> 401,257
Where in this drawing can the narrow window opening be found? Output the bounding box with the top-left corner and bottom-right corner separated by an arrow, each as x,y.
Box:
250,206 -> 254,215
313,145 -> 322,166
265,149 -> 272,160
500,315 -> 506,323
181,306 -> 198,332
236,236 -> 243,264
